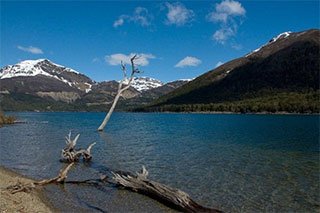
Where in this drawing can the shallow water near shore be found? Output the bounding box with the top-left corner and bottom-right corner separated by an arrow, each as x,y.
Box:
0,112 -> 319,212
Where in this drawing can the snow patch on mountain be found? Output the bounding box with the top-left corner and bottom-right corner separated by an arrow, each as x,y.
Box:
269,31 -> 291,43
245,47 -> 262,57
167,78 -> 193,84
49,61 -> 80,74
246,31 -> 292,57
121,77 -> 163,92
0,59 -> 53,79
176,78 -> 193,82
0,59 -> 79,79
85,82 -> 92,93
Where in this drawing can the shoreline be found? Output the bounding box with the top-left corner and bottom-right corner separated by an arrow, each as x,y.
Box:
3,110 -> 319,115
0,166 -> 55,212
161,111 -> 320,115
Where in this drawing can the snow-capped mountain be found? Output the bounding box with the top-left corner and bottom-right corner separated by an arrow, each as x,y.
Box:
0,59 -> 93,92
1,59 -> 78,79
0,59 -> 191,109
121,77 -> 164,92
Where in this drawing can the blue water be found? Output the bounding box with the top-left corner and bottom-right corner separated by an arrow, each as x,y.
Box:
0,112 -> 319,212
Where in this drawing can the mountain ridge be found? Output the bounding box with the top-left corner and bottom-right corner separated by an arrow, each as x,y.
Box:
137,29 -> 320,113
0,59 -> 190,111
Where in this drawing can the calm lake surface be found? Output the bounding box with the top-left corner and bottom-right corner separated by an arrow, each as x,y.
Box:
0,112 -> 319,212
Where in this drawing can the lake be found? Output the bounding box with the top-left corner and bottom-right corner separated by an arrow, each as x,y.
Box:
0,112 -> 319,212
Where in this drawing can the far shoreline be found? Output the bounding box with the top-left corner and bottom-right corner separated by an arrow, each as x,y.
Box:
3,110 -> 319,116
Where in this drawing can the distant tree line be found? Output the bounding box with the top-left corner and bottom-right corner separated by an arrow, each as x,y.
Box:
1,91 -> 319,114
134,91 -> 320,114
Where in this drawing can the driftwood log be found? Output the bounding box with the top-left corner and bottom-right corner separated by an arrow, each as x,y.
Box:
6,163 -> 75,194
6,163 -> 110,194
112,166 -> 222,213
61,131 -> 96,162
6,164 -> 222,212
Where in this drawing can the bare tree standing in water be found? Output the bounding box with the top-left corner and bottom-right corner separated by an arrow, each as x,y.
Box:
98,55 -> 141,131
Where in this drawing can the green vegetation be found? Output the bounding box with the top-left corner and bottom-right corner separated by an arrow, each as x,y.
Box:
1,91 -> 319,114
135,91 -> 320,114
0,93 -> 121,112
0,111 -> 16,127
0,93 -> 88,112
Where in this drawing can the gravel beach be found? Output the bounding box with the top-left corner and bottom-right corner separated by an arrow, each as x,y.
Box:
0,166 -> 54,213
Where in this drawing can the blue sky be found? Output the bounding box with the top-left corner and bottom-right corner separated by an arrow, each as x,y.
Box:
1,1 -> 319,83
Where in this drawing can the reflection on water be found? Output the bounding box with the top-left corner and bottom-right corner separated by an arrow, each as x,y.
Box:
0,112 -> 319,212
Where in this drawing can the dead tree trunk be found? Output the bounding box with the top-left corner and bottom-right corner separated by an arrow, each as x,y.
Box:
112,166 -> 222,213
97,82 -> 123,132
98,55 -> 141,131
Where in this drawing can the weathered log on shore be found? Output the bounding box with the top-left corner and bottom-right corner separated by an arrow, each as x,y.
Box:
6,163 -> 75,194
6,163 -> 223,212
112,166 -> 222,213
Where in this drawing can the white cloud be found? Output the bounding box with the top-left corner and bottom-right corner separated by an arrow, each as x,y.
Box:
92,57 -> 100,63
113,7 -> 152,28
175,56 -> 201,68
132,7 -> 152,26
113,17 -> 125,27
17,45 -> 43,54
105,53 -> 155,66
215,61 -> 224,68
207,0 -> 246,44
165,2 -> 194,26
207,0 -> 245,23
213,28 -> 235,44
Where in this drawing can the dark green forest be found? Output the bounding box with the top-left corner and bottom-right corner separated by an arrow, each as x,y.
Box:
135,91 -> 319,113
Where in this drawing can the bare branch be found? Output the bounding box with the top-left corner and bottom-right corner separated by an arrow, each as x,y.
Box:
64,132 -> 80,152
82,142 -> 96,161
73,134 -> 80,146
121,61 -> 127,79
65,130 -> 72,144
87,142 -> 96,153
136,165 -> 148,180
56,162 -> 75,183
131,54 -> 138,61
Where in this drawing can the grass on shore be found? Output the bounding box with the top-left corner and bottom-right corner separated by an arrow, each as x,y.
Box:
0,111 -> 16,127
